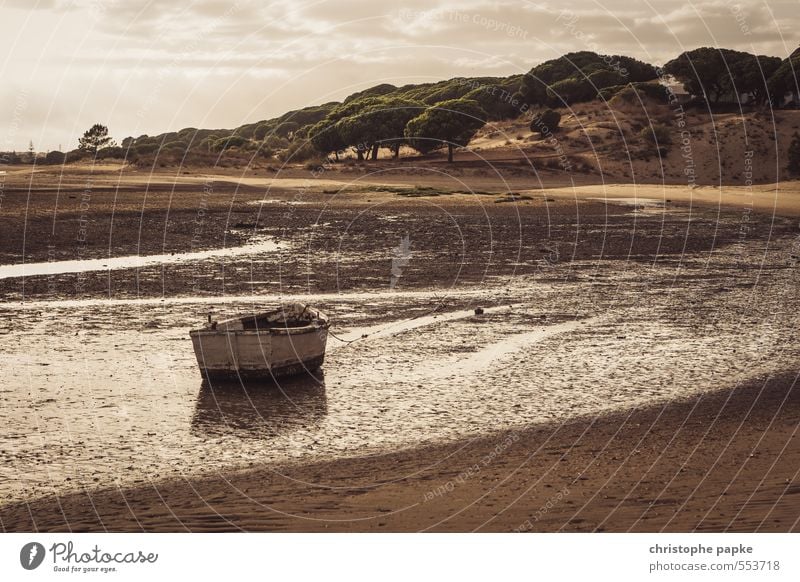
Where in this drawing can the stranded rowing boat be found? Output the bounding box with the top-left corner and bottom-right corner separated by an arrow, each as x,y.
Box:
189,303 -> 329,380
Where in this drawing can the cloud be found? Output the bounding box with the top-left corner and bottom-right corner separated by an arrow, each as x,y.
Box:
3,0 -> 61,9
0,0 -> 797,150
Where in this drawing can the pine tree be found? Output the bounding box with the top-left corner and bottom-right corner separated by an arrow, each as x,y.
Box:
78,124 -> 113,155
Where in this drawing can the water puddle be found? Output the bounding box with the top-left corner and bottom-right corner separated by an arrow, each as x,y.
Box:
339,305 -> 530,343
247,199 -> 308,206
589,197 -> 665,207
4,287 -> 492,310
0,237 -> 283,280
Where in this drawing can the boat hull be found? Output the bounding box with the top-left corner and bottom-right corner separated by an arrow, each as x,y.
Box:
190,327 -> 328,380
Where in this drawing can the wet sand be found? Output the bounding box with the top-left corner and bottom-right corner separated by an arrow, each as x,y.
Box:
2,164 -> 800,532
2,371 -> 798,532
1,177 -> 786,301
2,225 -> 798,506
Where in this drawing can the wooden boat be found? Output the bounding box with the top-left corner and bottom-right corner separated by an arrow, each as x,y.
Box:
189,303 -> 329,380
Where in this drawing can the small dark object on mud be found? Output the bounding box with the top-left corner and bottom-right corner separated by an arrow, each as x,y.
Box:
474,307 -> 484,315
494,194 -> 533,204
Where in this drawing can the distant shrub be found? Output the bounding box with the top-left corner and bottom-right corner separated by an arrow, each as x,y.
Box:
639,124 -> 673,151
44,150 -> 66,164
511,91 -> 528,110
633,83 -> 671,103
254,145 -> 277,159
163,140 -> 188,152
419,81 -> 475,105
546,78 -> 595,105
464,85 -> 521,120
134,143 -> 159,155
588,69 -> 626,90
598,84 -> 626,101
291,125 -> 309,140
274,121 -> 299,138
212,135 -> 248,152
253,123 -> 271,141
519,52 -> 657,107
343,83 -> 398,103
233,124 -> 259,139
609,83 -> 671,106
279,140 -> 319,163
263,135 -> 289,150
96,146 -> 126,159
530,109 -> 562,135
789,132 -> 800,175
195,138 -> 214,153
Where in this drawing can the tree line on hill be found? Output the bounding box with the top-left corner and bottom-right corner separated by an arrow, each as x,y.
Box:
14,46 -> 799,167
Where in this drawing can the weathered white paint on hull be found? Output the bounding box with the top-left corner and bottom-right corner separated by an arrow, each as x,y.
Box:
189,304 -> 329,380
191,328 -> 328,379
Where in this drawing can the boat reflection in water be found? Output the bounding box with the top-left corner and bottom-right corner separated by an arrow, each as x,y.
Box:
191,370 -> 327,440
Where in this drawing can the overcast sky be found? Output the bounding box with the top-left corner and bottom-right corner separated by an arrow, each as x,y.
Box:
1,0 -> 798,151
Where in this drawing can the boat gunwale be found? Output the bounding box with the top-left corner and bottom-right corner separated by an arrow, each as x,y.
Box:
189,324 -> 328,336
190,305 -> 329,336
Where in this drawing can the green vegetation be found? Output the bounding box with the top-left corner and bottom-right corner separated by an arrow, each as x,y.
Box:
44,150 -> 67,164
789,132 -> 800,175
519,51 -> 658,107
62,46 -> 796,168
664,48 -> 783,106
343,83 -> 398,103
211,135 -> 248,152
601,82 -> 671,104
639,124 -> 673,153
546,77 -> 596,105
404,99 -> 487,162
463,84 -> 522,120
768,55 -> 800,105
530,109 -> 561,135
337,97 -> 425,159
587,69 -> 627,90
309,96 -> 425,160
78,123 -> 114,155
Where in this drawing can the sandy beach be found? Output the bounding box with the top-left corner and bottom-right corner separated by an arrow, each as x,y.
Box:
2,371 -> 798,532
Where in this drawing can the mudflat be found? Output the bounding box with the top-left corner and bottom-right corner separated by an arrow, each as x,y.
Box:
2,164 -> 799,533
2,372 -> 798,532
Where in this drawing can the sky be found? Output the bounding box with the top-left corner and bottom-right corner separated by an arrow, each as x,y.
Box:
1,0 -> 798,152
